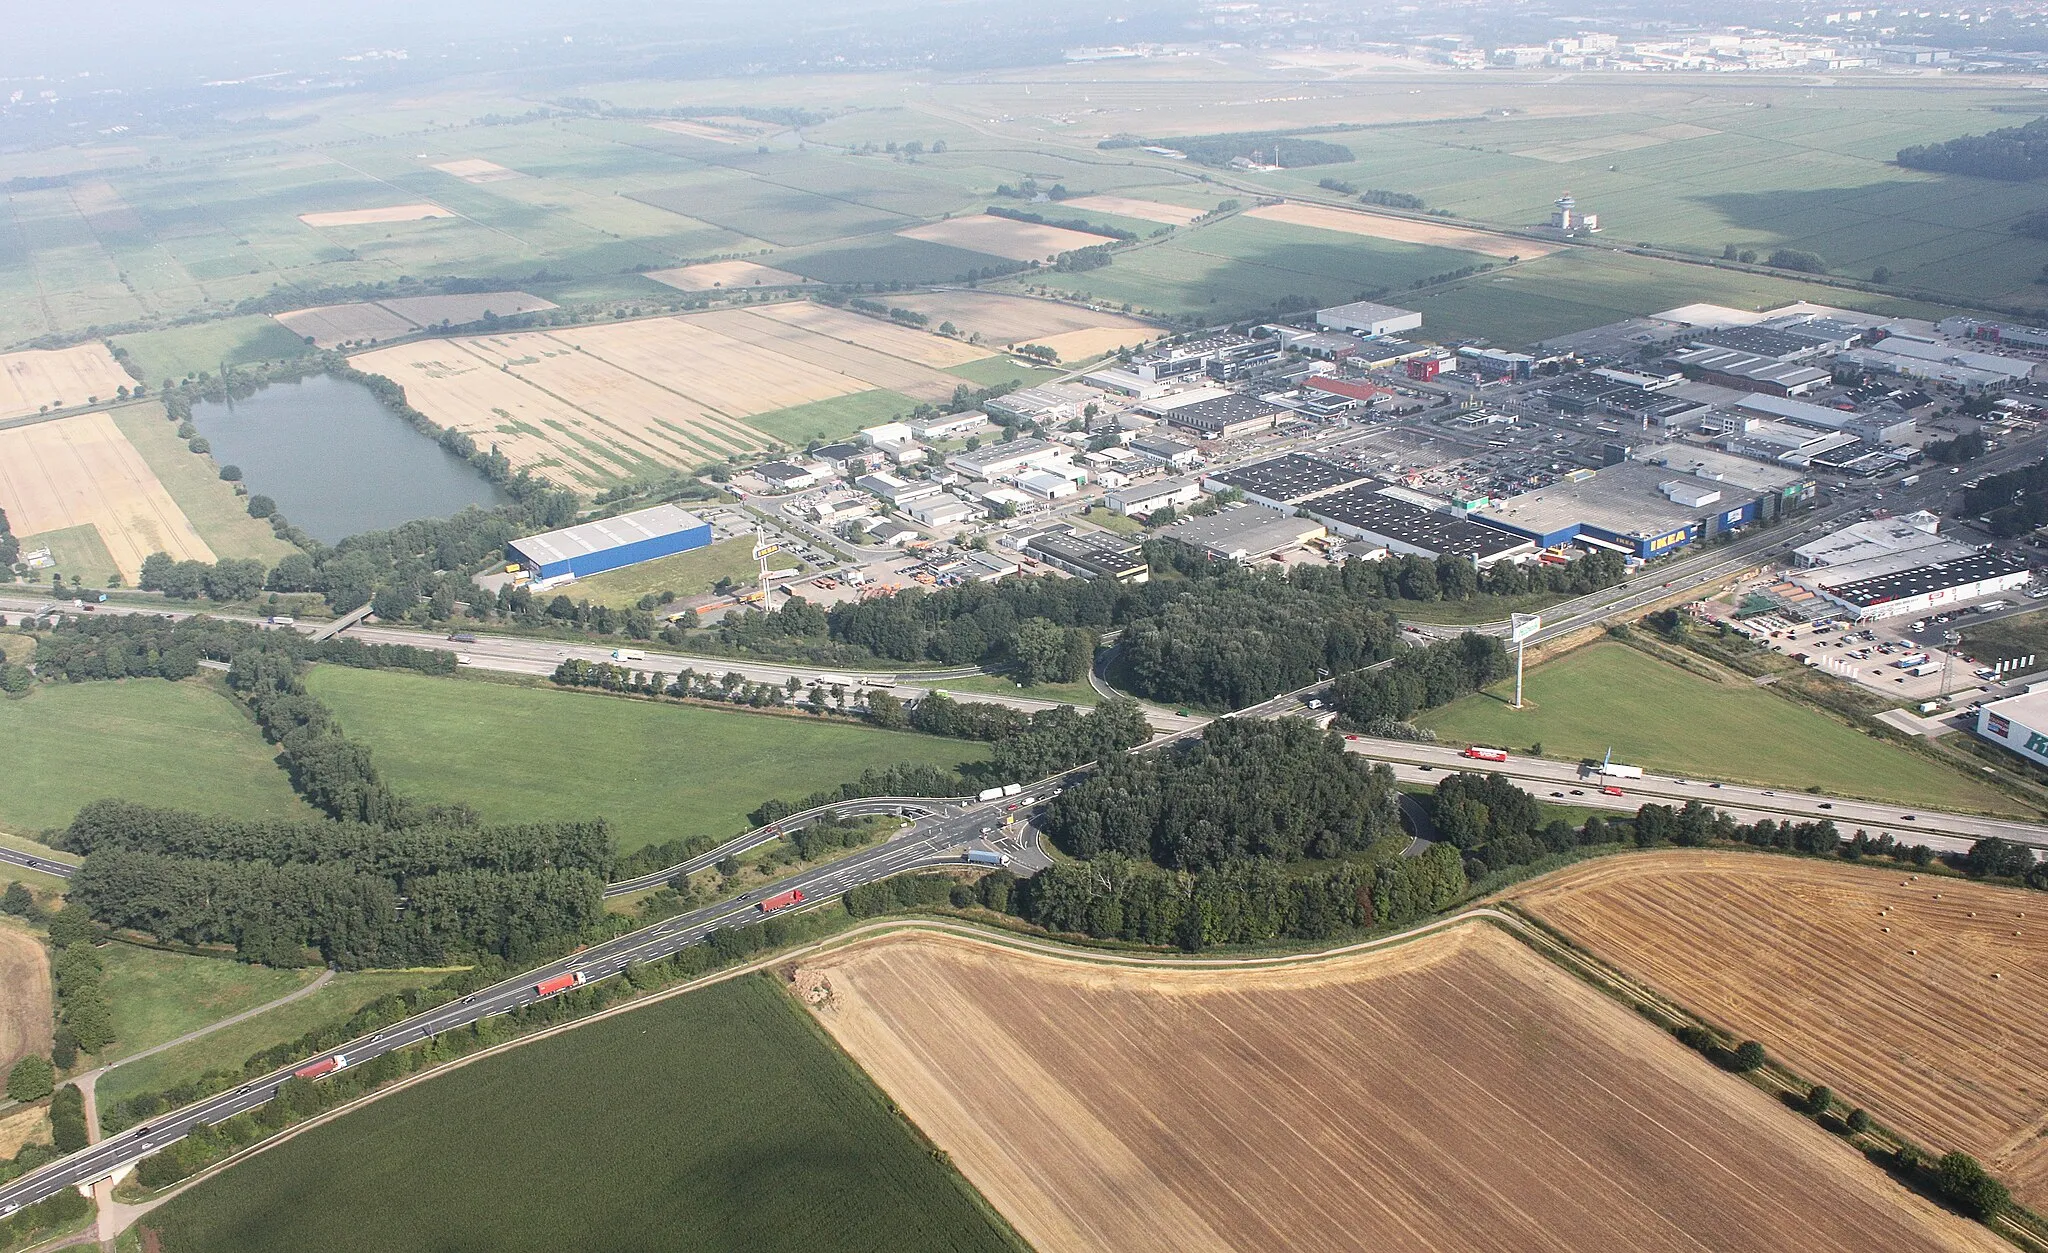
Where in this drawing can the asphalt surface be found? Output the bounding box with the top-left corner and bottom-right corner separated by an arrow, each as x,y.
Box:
0,847 -> 69,881
0,794 -> 1047,1218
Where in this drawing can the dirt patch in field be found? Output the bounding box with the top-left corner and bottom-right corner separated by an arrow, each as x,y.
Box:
644,261 -> 815,291
805,924 -> 2000,1253
0,1106 -> 48,1159
297,204 -> 454,228
897,214 -> 1120,263
376,292 -> 556,327
0,412 -> 213,579
1515,850 -> 2048,1207
646,120 -> 747,143
1020,326 -> 1153,362
0,925 -> 53,1077
1059,194 -> 1205,226
889,291 -> 1160,349
0,344 -> 136,420
1245,202 -> 1553,259
430,159 -> 521,183
273,304 -> 416,349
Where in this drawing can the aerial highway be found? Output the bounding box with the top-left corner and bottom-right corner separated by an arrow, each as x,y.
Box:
0,792 -> 1056,1219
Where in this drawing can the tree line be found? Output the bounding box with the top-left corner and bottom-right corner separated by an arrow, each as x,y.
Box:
30,613 -> 454,685
63,800 -> 611,968
1898,116 -> 2048,180
1332,632 -> 1511,730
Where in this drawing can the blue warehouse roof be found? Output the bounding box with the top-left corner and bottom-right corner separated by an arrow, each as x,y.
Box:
510,504 -> 709,569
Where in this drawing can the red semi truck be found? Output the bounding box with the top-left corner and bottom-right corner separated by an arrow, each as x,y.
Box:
534,971 -> 588,998
294,1054 -> 348,1081
759,888 -> 806,914
1463,746 -> 1510,763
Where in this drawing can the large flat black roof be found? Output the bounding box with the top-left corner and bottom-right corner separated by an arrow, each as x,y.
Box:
1824,551 -> 2029,608
1165,393 -> 1285,432
1307,485 -> 1529,561
1209,454 -> 1369,504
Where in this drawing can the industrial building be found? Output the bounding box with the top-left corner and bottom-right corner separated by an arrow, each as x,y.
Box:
1306,485 -> 1532,565
1976,684 -> 2048,766
1160,393 -> 1284,440
945,438 -> 1069,482
1791,512 -> 1949,569
1204,454 -> 1371,511
1457,347 -> 1536,381
1837,336 -> 2036,392
1024,527 -> 1149,582
1810,550 -> 2030,621
1130,434 -> 1201,471
754,461 -> 828,491
507,504 -> 712,581
984,383 -> 1095,427
908,495 -> 982,528
1165,506 -> 1327,562
1477,450 -> 1812,559
1729,394 -> 1916,445
854,471 -> 940,506
1670,346 -> 1831,396
1313,300 -> 1424,337
1106,475 -> 1206,518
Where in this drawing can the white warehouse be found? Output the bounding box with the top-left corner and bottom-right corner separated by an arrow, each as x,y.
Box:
1314,300 -> 1424,337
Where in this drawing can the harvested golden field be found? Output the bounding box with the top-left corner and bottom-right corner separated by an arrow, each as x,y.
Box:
0,344 -> 135,420
1245,201 -> 1555,259
891,290 -> 1161,350
0,924 -> 52,1077
645,119 -> 747,143
806,924 -> 1998,1253
0,412 -> 213,579
1023,326 -> 1152,362
297,204 -> 454,228
898,214 -> 1119,262
1516,850 -> 2048,1207
644,260 -> 814,291
350,301 -> 983,488
430,158 -> 521,183
1060,194 -> 1204,225
0,1105 -> 49,1160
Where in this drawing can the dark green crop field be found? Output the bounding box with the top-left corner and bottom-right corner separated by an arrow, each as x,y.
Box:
142,975 -> 1023,1253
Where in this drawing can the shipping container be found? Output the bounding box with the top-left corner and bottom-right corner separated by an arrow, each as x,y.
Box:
964,849 -> 1009,867
759,888 -> 806,914
534,971 -> 587,997
293,1054 -> 348,1080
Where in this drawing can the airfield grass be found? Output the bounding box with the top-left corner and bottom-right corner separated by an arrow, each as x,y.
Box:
109,404 -> 298,564
111,317 -> 313,386
141,974 -> 1024,1253
747,388 -> 922,448
96,970 -> 454,1115
96,947 -> 320,1066
304,666 -> 984,851
563,538 -> 771,608
1416,641 -> 2013,811
0,679 -> 307,835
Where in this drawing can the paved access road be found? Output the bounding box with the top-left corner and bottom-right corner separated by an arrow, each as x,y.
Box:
0,794 -> 1051,1219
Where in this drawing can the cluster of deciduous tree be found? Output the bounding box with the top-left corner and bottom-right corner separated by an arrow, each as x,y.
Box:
0,505 -> 19,579
1289,546 -> 1626,603
1008,842 -> 1466,949
1924,431 -> 1988,465
52,942 -> 112,1057
1899,117 -> 2048,180
985,204 -> 1137,242
1331,632 -> 1511,726
63,801 -> 610,967
31,613 -> 455,684
1043,718 -> 1399,870
1961,454 -> 2048,536
1429,771 -> 1591,879
230,646 -> 399,825
1116,579 -> 1399,710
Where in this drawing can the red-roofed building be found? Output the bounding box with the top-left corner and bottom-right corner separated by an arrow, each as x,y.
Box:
1307,376 -> 1382,403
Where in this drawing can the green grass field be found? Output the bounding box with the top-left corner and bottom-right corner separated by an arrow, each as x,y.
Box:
98,947 -> 319,1065
304,667 -> 983,850
1417,641 -> 2014,811
110,404 -> 299,565
1960,611 -> 2048,669
934,673 -> 1099,706
111,317 -> 313,387
943,355 -> 1063,389
15,524 -> 121,589
747,389 -> 921,447
97,969 -> 452,1114
141,974 -> 1022,1253
0,680 -> 307,835
565,538 -> 772,608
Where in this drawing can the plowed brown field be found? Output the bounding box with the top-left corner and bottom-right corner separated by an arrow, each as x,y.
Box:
804,924 -> 2000,1253
1515,850 -> 2048,1207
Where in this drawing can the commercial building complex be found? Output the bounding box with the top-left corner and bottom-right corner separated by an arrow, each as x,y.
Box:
1976,685 -> 2048,767
1808,550 -> 2030,621
1305,485 -> 1532,565
1205,454 -> 1371,511
1165,506 -> 1327,561
508,504 -> 712,580
1476,450 -> 1812,559
1023,527 -> 1150,582
1313,300 -> 1423,337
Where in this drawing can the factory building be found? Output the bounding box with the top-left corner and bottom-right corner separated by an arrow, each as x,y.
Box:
1670,346 -> 1831,396
1106,475 -> 1206,518
1204,454 -> 1371,512
508,504 -> 712,581
1976,685 -> 2048,767
1161,394 -> 1285,440
1024,527 -> 1150,583
1313,300 -> 1424,337
1306,485 -> 1532,565
1164,506 -> 1328,562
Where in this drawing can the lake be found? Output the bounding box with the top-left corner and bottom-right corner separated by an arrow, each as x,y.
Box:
188,374 -> 508,543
